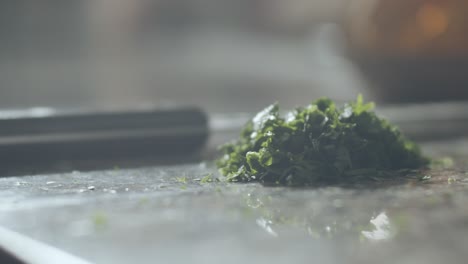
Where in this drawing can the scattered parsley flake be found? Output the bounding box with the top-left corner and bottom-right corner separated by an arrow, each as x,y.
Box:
175,177 -> 188,184
200,173 -> 214,184
92,212 -> 108,229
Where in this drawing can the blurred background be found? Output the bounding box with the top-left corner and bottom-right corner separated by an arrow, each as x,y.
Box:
1,0 -> 467,113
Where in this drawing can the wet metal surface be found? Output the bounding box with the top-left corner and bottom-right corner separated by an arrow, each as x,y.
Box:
1,140 -> 468,264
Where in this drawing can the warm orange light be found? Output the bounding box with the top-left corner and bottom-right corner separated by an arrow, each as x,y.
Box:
416,3 -> 449,39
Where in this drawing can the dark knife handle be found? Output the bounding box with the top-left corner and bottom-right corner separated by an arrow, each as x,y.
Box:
0,106 -> 208,165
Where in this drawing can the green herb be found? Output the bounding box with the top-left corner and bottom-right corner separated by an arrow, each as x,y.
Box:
447,177 -> 456,185
217,95 -> 429,186
175,176 -> 188,184
92,212 -> 108,229
200,173 -> 214,184
138,197 -> 150,206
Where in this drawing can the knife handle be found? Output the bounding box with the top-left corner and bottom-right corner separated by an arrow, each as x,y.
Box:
0,106 -> 208,165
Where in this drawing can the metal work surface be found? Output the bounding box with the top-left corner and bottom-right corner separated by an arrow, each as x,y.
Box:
1,139 -> 468,264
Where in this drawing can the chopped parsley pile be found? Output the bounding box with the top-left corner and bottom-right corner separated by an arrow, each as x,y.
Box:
217,96 -> 429,186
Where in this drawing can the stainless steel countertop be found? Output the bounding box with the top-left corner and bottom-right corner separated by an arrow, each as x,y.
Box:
1,133 -> 468,264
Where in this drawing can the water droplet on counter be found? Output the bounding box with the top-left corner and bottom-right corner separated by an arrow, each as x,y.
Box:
362,212 -> 393,241
256,217 -> 278,237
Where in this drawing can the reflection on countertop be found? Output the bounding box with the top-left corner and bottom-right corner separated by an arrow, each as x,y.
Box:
1,138 -> 468,264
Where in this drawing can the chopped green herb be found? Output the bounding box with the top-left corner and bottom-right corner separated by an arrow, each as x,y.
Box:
217,95 -> 429,186
138,197 -> 150,206
447,177 -> 456,185
215,186 -> 223,193
92,212 -> 108,229
175,176 -> 188,184
200,173 -> 214,184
